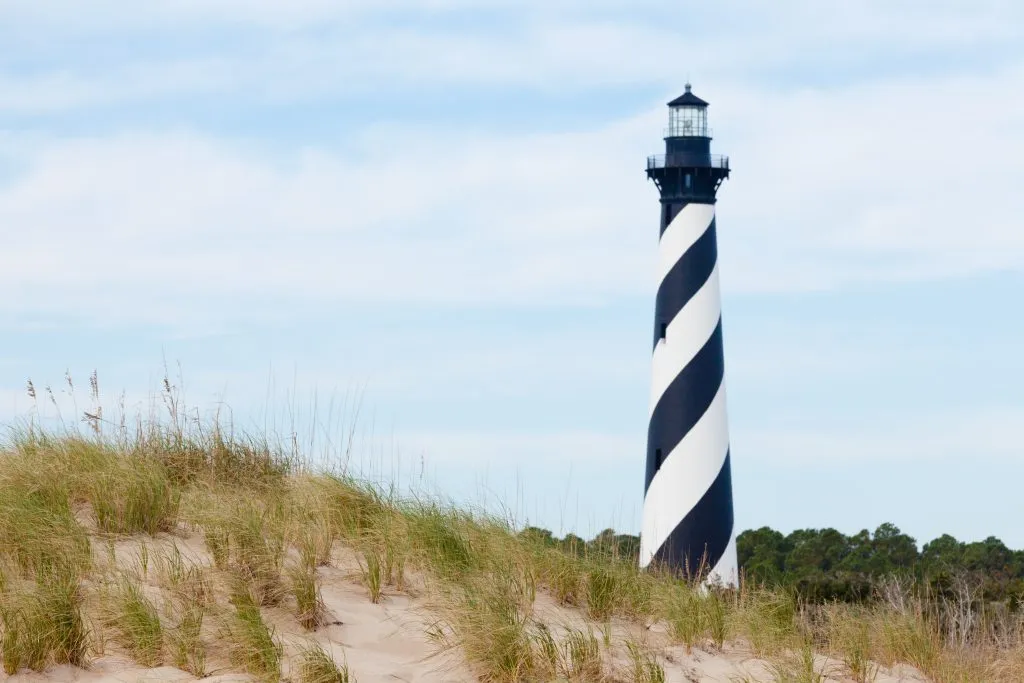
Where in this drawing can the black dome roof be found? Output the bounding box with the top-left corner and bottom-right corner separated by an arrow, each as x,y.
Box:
668,83 -> 709,107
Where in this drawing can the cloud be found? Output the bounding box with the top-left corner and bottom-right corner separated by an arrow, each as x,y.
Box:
2,3 -> 1022,114
0,117 -> 658,329
3,56 -> 1024,332
0,2 -> 1022,335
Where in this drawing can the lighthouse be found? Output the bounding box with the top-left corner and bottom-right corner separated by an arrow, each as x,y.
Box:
639,84 -> 737,585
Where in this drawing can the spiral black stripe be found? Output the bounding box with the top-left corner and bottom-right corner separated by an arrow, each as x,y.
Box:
650,451 -> 734,578
652,218 -> 718,350
645,319 -> 725,492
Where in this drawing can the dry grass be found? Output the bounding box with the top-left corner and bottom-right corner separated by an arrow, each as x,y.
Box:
625,639 -> 666,683
289,562 -> 327,630
100,573 -> 164,666
0,564 -> 90,674
222,586 -> 283,682
2,377 -> 1024,682
296,641 -> 354,683
157,546 -> 210,677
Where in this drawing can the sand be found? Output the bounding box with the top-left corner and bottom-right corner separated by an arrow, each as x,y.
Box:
0,528 -> 929,683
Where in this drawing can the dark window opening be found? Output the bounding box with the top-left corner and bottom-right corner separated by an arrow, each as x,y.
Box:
685,173 -> 692,189
660,322 -> 667,339
655,448 -> 663,468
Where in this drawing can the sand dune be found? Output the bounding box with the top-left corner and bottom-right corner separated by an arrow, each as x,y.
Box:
0,526 -> 928,683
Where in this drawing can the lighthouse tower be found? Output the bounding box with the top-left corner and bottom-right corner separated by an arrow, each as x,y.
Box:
639,84 -> 737,585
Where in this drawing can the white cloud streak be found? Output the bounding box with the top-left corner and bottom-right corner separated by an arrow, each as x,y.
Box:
1,3 -> 1022,113
2,57 -> 1023,329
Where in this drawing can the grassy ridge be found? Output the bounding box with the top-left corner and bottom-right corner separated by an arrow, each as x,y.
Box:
1,384 -> 1022,681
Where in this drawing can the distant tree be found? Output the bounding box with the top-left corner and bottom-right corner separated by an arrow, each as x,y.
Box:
612,533 -> 640,562
737,527 -> 789,581
837,529 -> 873,573
785,528 -> 851,574
561,533 -> 586,557
869,523 -> 919,574
921,534 -> 964,572
520,526 -> 557,547
962,536 -> 1012,575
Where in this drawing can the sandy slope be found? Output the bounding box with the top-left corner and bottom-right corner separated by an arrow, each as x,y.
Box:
0,528 -> 928,683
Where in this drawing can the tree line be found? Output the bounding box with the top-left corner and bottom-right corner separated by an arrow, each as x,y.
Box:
520,523 -> 1024,605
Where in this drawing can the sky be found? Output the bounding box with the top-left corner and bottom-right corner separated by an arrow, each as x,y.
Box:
2,1 -> 1023,549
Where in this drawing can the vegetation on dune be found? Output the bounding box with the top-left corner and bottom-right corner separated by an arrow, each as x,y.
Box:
525,522 -> 1024,607
0,371 -> 1021,682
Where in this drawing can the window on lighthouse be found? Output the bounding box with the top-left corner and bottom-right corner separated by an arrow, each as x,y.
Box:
668,106 -> 707,137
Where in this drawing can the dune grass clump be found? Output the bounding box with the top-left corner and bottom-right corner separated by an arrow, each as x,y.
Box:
150,430 -> 292,490
192,495 -> 288,607
584,566 -> 619,622
732,587 -> 799,657
665,588 -> 706,652
356,546 -> 385,604
295,517 -> 337,570
89,459 -> 180,535
156,547 -> 209,677
302,474 -> 386,543
409,506 -> 479,581
766,637 -> 831,683
543,552 -> 584,606
561,626 -> 602,681
625,640 -> 665,683
0,564 -> 89,674
0,483 -> 92,579
289,563 -> 327,630
167,598 -> 206,677
223,587 -> 283,683
10,433 -> 179,536
0,453 -> 92,675
435,563 -> 546,683
102,574 -> 164,666
296,641 -> 354,683
824,604 -> 879,683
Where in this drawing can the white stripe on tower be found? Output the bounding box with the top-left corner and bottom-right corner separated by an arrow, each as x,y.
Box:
640,202 -> 737,586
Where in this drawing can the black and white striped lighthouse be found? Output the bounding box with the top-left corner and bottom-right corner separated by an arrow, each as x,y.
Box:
639,84 -> 737,585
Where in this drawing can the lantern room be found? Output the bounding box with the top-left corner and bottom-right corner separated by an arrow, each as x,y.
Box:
666,83 -> 709,138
